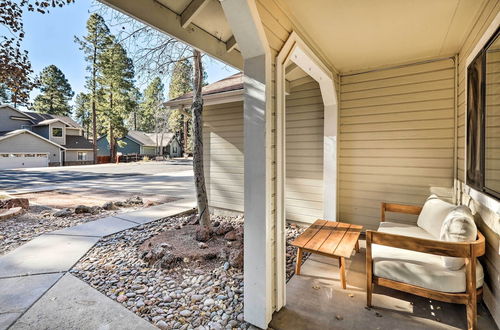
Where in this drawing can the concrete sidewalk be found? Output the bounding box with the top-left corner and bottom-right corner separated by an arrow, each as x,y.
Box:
0,198 -> 195,330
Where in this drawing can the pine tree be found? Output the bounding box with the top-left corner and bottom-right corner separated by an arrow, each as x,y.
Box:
98,39 -> 135,161
75,13 -> 112,163
33,65 -> 74,115
0,84 -> 10,104
139,77 -> 165,132
168,59 -> 194,154
169,59 -> 193,99
74,92 -> 91,137
126,87 -> 142,131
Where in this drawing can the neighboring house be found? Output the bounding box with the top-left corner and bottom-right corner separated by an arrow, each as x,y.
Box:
0,104 -> 94,169
97,130 -> 182,158
110,1 -> 500,328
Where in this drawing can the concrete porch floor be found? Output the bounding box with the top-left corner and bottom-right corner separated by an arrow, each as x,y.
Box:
270,239 -> 498,330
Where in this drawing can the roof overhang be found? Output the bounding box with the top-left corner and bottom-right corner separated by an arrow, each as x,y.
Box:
165,88 -> 243,109
99,0 -> 243,70
0,129 -> 67,150
100,0 -> 492,74
0,104 -> 36,120
34,118 -> 70,127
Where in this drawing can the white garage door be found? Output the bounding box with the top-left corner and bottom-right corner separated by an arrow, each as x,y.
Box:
0,153 -> 49,169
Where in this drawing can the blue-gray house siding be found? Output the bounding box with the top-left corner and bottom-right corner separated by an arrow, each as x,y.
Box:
31,126 -> 49,139
97,136 -> 141,156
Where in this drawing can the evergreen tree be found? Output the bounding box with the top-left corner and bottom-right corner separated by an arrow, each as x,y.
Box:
168,59 -> 194,153
75,13 -> 112,163
0,84 -> 10,104
74,92 -> 91,137
98,39 -> 135,161
126,87 -> 142,131
139,77 -> 165,132
169,59 -> 193,99
33,65 -> 74,115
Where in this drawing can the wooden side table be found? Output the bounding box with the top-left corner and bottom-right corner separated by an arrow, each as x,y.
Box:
291,220 -> 363,289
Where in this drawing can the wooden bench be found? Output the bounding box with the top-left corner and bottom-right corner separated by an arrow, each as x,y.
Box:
291,220 -> 363,289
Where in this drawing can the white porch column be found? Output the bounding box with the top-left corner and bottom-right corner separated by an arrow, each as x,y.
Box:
323,103 -> 338,220
220,0 -> 274,328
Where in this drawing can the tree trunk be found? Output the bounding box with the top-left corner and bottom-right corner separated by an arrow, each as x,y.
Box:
109,92 -> 114,162
192,49 -> 210,228
91,45 -> 97,164
183,116 -> 188,155
109,122 -> 114,162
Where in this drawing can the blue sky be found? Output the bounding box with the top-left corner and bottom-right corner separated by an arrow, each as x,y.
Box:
22,0 -> 238,107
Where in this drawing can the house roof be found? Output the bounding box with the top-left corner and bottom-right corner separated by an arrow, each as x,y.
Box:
33,118 -> 69,126
144,132 -> 175,148
99,130 -> 176,148
0,104 -> 36,120
126,130 -> 157,146
165,73 -> 243,107
23,111 -> 81,128
63,135 -> 94,150
0,129 -> 66,149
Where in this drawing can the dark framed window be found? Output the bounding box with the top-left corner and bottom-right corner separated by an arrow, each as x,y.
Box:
51,127 -> 63,137
467,28 -> 500,200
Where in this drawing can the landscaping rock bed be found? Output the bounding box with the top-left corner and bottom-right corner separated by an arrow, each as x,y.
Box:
0,196 -> 156,255
72,213 -> 307,329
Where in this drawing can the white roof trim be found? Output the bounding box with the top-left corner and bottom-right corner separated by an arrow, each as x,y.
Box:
164,89 -> 243,108
34,118 -> 70,127
0,104 -> 36,120
0,129 -> 67,150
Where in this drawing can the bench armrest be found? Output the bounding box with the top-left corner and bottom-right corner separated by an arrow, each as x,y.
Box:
366,230 -> 485,258
381,202 -> 423,222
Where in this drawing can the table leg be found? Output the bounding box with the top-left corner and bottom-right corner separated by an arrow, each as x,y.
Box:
339,257 -> 346,289
355,240 -> 360,253
295,248 -> 303,275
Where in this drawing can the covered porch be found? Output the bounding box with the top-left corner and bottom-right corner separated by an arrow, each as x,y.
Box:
99,0 -> 500,329
273,240 -> 497,330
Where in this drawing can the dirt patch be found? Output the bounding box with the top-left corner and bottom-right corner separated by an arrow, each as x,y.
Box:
139,220 -> 243,270
15,187 -> 178,209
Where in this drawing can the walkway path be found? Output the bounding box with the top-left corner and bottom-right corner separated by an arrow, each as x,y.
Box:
0,199 -> 196,330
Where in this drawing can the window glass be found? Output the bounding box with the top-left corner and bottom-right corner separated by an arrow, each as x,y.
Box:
77,152 -> 87,161
485,33 -> 500,197
467,29 -> 500,200
52,127 -> 63,137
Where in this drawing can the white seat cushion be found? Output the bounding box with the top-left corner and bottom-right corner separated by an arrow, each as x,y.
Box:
417,194 -> 455,238
440,205 -> 477,270
373,222 -> 484,293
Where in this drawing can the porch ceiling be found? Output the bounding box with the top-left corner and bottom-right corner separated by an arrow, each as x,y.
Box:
276,0 -> 489,73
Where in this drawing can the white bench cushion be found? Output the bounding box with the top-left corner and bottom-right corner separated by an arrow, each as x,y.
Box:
373,222 -> 484,293
417,195 -> 455,238
440,205 -> 477,270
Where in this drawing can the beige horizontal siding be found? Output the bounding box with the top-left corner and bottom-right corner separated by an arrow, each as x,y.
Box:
203,101 -> 244,212
339,58 -> 456,230
285,76 -> 324,223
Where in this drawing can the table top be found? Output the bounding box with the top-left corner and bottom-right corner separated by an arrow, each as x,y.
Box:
291,220 -> 363,259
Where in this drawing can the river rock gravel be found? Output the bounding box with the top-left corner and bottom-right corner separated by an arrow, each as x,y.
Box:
0,203 -> 155,255
71,213 -> 307,329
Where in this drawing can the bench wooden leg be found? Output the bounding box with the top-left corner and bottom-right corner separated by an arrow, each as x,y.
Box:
366,231 -> 373,307
355,240 -> 360,253
339,257 -> 346,289
295,247 -> 303,275
466,257 -> 477,330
